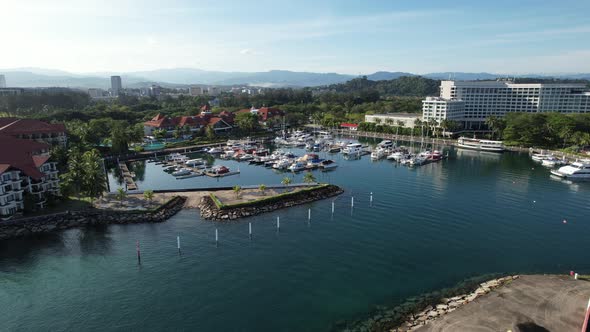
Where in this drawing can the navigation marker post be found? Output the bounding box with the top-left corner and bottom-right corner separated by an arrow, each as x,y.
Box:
136,240 -> 141,264
177,235 -> 181,255
215,228 -> 219,246
249,222 -> 252,239
276,216 -> 280,231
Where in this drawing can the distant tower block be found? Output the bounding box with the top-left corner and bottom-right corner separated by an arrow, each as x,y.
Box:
0,74 -> 6,88
110,75 -> 122,96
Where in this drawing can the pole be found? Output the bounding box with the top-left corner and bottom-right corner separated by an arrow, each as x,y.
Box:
308,208 -> 311,221
351,196 -> 354,207
370,192 -> 373,204
249,222 -> 252,238
331,201 -> 335,214
136,240 -> 141,264
177,235 -> 181,254
215,228 -> 218,245
277,216 -> 280,230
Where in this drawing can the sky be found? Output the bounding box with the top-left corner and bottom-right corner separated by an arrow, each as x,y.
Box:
2,0 -> 590,75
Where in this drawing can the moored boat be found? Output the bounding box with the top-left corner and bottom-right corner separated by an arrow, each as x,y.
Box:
458,137 -> 505,152
550,160 -> 590,179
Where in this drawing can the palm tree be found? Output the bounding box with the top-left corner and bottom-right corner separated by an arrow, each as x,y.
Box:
233,185 -> 241,199
81,149 -> 107,201
281,176 -> 292,191
485,116 -> 499,139
143,190 -> 154,205
115,188 -> 127,207
374,118 -> 382,125
385,118 -> 394,127
303,172 -> 316,184
258,184 -> 267,196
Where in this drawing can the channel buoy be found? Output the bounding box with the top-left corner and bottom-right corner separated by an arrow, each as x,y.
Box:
563,219 -> 567,224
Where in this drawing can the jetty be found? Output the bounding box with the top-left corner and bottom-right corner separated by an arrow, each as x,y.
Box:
118,161 -> 137,190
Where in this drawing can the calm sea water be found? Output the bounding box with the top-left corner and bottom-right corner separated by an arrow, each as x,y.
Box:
2,138 -> 590,331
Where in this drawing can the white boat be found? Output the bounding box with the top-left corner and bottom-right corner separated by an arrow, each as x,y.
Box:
239,154 -> 254,161
319,159 -> 338,170
541,156 -> 566,167
185,158 -> 204,166
273,159 -> 291,170
457,137 -> 505,152
550,160 -> 590,179
377,140 -> 394,148
328,145 -> 341,153
288,162 -> 307,172
207,147 -> 223,154
172,168 -> 192,176
387,151 -> 404,161
408,155 -> 427,167
306,158 -> 324,169
167,153 -> 188,162
342,143 -> 363,155
370,148 -> 387,160
305,142 -> 313,150
531,153 -> 553,162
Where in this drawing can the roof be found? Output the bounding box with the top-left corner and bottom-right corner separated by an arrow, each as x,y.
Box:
0,164 -> 10,174
234,107 -> 284,121
144,113 -> 177,128
0,118 -> 66,135
340,123 -> 358,128
0,134 -> 50,179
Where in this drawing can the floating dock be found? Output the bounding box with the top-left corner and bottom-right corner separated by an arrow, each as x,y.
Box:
204,170 -> 240,178
118,161 -> 138,190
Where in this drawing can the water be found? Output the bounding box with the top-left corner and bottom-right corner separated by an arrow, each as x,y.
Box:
2,141 -> 590,331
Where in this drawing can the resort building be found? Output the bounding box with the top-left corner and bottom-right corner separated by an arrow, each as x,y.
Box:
364,113 -> 422,128
143,106 -> 233,137
0,135 -> 60,217
236,107 -> 284,127
0,118 -> 67,147
422,80 -> 590,129
340,123 -> 358,131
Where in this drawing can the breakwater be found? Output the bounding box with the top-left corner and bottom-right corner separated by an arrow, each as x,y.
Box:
198,184 -> 344,220
0,196 -> 187,240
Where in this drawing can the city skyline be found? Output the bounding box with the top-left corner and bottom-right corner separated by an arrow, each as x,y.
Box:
2,0 -> 590,75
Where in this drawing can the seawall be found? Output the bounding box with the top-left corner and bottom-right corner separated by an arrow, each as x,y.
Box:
199,184 -> 344,220
0,196 -> 187,240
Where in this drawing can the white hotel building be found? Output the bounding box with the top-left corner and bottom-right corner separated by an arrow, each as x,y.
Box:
422,80 -> 590,129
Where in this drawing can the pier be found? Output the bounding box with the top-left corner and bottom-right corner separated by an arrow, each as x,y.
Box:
118,161 -> 138,190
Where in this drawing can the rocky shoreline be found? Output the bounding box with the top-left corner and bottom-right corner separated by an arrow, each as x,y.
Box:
333,274 -> 519,332
0,196 -> 187,240
199,184 -> 344,220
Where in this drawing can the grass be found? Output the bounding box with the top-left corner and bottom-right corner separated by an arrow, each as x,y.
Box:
211,184 -> 330,210
577,275 -> 590,282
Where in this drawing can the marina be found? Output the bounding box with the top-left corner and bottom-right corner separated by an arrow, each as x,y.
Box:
4,134 -> 590,332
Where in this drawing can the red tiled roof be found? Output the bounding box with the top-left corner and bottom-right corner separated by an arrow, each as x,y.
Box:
340,123 -> 358,128
0,134 -> 49,179
0,164 -> 10,174
144,113 -> 176,128
0,118 -> 66,135
257,107 -> 284,121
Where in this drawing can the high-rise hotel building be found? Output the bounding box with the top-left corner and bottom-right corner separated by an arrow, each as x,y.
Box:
422,80 -> 590,129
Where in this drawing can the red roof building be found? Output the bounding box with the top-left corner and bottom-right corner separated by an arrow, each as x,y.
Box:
0,118 -> 67,147
0,135 -> 60,217
235,106 -> 284,126
340,123 -> 358,131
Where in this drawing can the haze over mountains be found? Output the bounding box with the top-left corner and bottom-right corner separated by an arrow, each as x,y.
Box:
1,67 -> 589,89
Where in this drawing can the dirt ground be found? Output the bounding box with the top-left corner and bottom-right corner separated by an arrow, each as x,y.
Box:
95,186 -> 310,210
416,274 -> 590,332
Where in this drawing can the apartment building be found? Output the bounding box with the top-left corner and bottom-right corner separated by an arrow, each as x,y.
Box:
422,80 -> 590,129
0,135 -> 60,217
0,118 -> 67,147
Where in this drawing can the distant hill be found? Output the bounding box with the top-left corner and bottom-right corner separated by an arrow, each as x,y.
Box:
319,76 -> 439,97
0,67 -> 589,89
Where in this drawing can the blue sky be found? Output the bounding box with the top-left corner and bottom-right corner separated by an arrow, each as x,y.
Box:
2,0 -> 590,74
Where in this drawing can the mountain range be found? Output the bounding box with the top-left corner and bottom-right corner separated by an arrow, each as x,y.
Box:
1,67 -> 589,89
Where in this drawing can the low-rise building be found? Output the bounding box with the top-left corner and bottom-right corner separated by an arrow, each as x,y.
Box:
0,135 -> 60,217
236,106 -> 284,126
143,105 -> 233,136
421,97 -> 465,123
0,118 -> 67,147
340,123 -> 358,131
364,113 -> 422,128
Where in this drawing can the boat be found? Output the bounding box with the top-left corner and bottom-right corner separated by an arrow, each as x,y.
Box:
541,156 -> 566,167
377,140 -> 394,149
208,165 -> 230,175
425,150 -> 443,162
370,147 -> 387,160
288,162 -> 307,172
328,145 -> 341,153
172,168 -> 192,176
239,154 -> 254,161
550,160 -> 590,179
319,159 -> 338,170
306,158 -> 324,169
273,159 -> 291,170
531,153 -> 554,162
163,166 -> 178,172
387,151 -> 404,161
207,147 -> 223,154
305,142 -> 313,150
457,137 -> 505,152
185,158 -> 204,166
408,155 -> 428,167
342,143 -> 363,155
167,153 -> 188,162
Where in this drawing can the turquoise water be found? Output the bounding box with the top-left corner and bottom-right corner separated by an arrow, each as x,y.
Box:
2,139 -> 590,331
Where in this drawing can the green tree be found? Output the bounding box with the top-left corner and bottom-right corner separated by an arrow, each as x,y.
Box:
233,185 -> 241,199
60,148 -> 84,199
303,172 -> 316,184
205,125 -> 215,140
81,149 -> 107,200
110,122 -> 129,154
153,129 -> 167,140
143,190 -> 154,205
258,184 -> 267,196
281,176 -> 292,191
115,188 -> 127,207
235,112 -> 259,133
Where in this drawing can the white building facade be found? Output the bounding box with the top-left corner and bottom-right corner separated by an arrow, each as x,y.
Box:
422,80 -> 590,129
364,113 -> 422,128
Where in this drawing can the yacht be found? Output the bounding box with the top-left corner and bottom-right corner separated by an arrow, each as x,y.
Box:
172,168 -> 192,176
377,140 -> 394,149
185,158 -> 204,166
531,153 -> 553,162
387,151 -> 404,161
370,147 -> 387,160
306,158 -> 324,169
288,162 -> 307,172
550,160 -> 590,179
342,143 -> 363,155
541,156 -> 566,167
273,159 -> 291,170
207,147 -> 223,154
457,137 -> 505,152
328,145 -> 341,153
167,153 -> 188,162
319,159 -> 338,170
